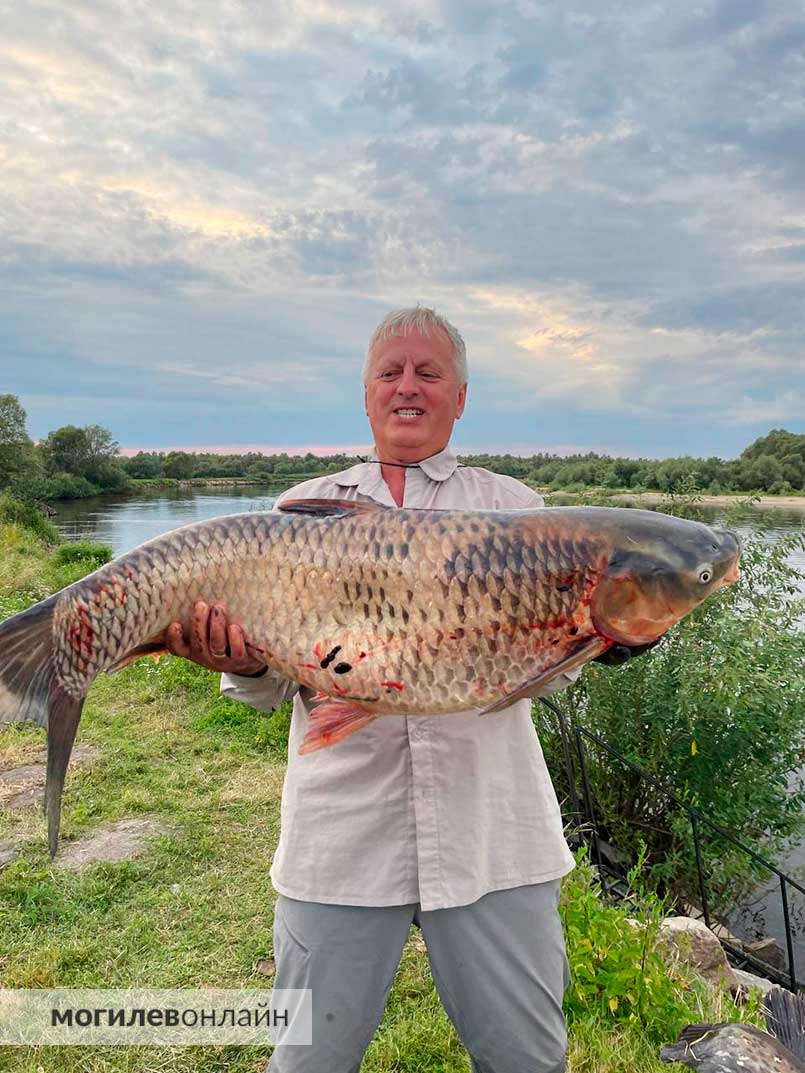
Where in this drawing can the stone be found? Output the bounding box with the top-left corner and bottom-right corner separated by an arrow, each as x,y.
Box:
0,745 -> 100,811
679,902 -> 745,950
0,839 -> 20,870
55,818 -> 169,872
660,915 -> 736,988
660,1022 -> 805,1071
731,967 -> 776,997
255,958 -> 275,976
744,936 -> 787,972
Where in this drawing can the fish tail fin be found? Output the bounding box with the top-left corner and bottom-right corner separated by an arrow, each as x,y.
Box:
0,596 -> 85,856
45,689 -> 84,856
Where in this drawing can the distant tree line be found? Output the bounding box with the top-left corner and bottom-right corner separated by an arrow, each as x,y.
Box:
460,427 -> 805,496
1,392 -> 803,502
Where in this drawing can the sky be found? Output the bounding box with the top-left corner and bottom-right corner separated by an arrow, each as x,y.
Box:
2,0 -> 804,460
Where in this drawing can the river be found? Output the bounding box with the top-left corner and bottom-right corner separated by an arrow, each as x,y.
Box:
52,486 -> 805,972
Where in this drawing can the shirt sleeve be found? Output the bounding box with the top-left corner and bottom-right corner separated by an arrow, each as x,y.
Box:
220,669 -> 300,713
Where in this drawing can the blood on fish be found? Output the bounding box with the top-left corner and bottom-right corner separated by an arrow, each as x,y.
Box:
302,663 -> 318,670
380,681 -> 404,692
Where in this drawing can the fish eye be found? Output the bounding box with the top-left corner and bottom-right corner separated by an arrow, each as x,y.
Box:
698,566 -> 713,584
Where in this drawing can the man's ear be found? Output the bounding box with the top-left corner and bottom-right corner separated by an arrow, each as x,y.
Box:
364,385 -> 369,416
456,382 -> 467,419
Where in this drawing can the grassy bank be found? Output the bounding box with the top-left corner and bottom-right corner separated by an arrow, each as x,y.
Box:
0,513 -> 763,1071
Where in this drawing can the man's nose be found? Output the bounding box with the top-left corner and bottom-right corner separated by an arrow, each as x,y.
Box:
397,365 -> 419,394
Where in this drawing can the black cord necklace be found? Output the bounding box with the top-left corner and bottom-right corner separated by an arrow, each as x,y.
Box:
357,457 -> 421,469
356,457 -> 464,469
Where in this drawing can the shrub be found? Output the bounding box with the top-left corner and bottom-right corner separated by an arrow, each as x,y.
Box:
0,493 -> 59,543
42,472 -> 99,500
54,540 -> 113,567
561,849 -> 761,1040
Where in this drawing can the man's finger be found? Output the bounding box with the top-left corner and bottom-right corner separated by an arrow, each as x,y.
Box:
166,621 -> 190,659
209,604 -> 229,658
228,623 -> 246,662
191,601 -> 210,659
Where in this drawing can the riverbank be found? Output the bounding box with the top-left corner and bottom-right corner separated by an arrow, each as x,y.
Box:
53,477 -> 805,509
608,491 -> 805,510
0,514 -> 763,1072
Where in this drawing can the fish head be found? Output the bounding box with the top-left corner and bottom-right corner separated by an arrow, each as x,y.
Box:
591,514 -> 741,646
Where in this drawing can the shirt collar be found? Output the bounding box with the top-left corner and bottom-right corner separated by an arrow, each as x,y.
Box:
333,444 -> 459,487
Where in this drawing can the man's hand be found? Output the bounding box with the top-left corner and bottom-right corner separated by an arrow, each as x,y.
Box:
593,638 -> 662,666
166,601 -> 266,676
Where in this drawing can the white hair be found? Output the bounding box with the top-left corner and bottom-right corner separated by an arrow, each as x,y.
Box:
362,306 -> 468,385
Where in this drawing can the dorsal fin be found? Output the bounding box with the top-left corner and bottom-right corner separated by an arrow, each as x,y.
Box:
277,498 -> 387,516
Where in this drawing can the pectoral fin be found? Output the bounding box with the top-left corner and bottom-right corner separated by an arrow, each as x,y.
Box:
479,637 -> 607,715
299,699 -> 378,754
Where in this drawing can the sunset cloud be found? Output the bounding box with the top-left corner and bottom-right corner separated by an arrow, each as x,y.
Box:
1,1 -> 803,458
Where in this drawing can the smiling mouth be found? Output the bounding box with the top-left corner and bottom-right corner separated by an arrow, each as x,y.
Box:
393,408 -> 425,418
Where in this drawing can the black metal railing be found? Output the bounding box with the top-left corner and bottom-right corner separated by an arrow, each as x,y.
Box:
540,696 -> 805,991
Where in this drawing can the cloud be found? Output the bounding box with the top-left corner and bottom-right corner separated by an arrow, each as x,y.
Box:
0,0 -> 803,458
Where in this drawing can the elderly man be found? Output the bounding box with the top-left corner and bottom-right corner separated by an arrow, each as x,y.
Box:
168,307 -> 577,1073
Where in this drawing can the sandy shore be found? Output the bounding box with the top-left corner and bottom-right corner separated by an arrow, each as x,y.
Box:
597,492 -> 805,511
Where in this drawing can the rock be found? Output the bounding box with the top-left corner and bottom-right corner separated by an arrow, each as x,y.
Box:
730,967 -> 775,998
660,1022 -> 805,1071
744,936 -> 787,972
660,916 -> 736,988
0,839 -> 20,870
255,958 -> 275,976
679,902 -> 745,950
0,746 -> 100,811
55,818 -> 169,872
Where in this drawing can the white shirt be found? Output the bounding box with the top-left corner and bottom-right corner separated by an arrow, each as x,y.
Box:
221,446 -> 576,910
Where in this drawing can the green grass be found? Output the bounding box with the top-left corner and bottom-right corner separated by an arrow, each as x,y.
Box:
0,517 -> 764,1071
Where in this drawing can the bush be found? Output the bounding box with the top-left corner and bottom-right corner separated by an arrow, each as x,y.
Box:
41,472 -> 99,500
536,495 -> 805,915
0,493 -> 59,543
54,540 -> 113,568
768,480 -> 794,496
561,849 -> 761,1040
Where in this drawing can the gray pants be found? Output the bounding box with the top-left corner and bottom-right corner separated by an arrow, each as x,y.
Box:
268,880 -> 569,1073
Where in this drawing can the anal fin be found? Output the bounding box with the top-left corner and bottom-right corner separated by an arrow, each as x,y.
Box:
300,699 -> 378,755
479,637 -> 607,715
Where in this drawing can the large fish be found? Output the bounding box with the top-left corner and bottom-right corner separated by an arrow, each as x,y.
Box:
0,500 -> 740,855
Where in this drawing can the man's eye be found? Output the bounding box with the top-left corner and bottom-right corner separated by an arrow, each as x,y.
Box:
378,370 -> 397,379
420,371 -> 439,379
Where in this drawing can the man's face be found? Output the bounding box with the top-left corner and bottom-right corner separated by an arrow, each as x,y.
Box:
364,326 -> 467,461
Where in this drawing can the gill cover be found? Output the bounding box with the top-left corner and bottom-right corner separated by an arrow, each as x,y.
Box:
590,551 -> 683,647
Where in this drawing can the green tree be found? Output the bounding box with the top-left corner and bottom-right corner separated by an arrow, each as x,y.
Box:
123,452 -> 164,479
163,451 -> 196,479
40,423 -> 126,491
41,425 -> 92,477
0,394 -> 37,490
